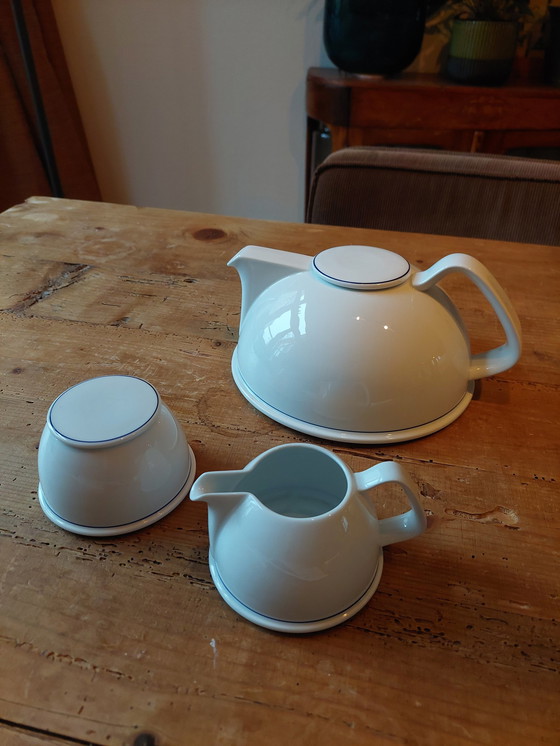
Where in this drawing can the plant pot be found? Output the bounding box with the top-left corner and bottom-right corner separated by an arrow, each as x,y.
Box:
323,0 -> 427,75
446,19 -> 518,86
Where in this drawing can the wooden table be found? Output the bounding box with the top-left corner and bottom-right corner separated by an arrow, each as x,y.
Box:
307,68 -> 560,154
306,68 -> 560,196
1,197 -> 558,745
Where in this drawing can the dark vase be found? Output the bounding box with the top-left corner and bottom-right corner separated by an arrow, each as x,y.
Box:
323,0 -> 427,75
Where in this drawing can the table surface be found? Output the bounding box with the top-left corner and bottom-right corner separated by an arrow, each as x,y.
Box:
1,197 -> 558,746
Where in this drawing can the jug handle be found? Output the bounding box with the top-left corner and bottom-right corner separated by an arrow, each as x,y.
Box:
355,461 -> 427,547
412,253 -> 522,380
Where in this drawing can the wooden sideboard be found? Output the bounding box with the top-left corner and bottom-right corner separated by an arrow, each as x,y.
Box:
306,67 -> 560,190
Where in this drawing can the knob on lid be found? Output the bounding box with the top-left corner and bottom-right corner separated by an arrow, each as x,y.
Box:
312,245 -> 410,290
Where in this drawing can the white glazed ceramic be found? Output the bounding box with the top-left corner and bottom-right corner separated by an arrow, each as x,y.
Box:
38,375 -> 195,536
228,245 -> 522,443
190,443 -> 426,632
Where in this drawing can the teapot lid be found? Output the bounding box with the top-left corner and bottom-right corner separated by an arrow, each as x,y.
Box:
312,245 -> 410,290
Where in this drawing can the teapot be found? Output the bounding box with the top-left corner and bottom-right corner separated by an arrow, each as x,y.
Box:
191,443 -> 427,632
228,244 -> 521,443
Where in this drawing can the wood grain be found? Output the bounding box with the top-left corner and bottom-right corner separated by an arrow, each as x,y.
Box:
0,197 -> 558,745
0,722 -> 82,745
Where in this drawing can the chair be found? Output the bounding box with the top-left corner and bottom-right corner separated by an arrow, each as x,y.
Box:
306,147 -> 560,246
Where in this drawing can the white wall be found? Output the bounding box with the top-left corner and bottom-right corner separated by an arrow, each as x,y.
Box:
52,0 -> 332,222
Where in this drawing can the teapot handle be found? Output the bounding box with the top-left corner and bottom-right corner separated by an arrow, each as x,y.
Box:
355,461 -> 427,547
412,253 -> 521,380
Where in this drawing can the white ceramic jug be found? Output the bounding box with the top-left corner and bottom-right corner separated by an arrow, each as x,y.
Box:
228,244 -> 522,443
191,443 -> 427,633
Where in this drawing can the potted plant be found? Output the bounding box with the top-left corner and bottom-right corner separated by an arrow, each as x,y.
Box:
445,0 -> 534,85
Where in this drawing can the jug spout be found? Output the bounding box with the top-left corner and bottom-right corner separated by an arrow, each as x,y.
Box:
190,471 -> 250,536
228,245 -> 311,325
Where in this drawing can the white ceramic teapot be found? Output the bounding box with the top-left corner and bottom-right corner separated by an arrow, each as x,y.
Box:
228,244 -> 521,443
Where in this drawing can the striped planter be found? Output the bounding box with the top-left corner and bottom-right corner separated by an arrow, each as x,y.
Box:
446,19 -> 518,86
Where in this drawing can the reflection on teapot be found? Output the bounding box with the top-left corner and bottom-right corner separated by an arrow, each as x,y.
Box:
191,443 -> 427,633
228,244 -> 522,443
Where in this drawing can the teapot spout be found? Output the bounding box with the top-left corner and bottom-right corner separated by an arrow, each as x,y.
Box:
228,245 -> 311,325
